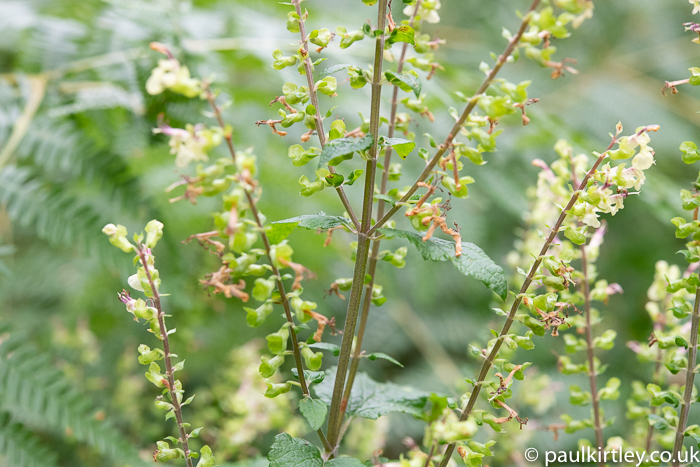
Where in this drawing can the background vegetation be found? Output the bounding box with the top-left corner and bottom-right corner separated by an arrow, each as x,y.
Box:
0,0 -> 697,465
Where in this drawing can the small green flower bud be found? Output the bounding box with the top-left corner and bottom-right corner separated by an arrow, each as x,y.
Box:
144,220 -> 164,248
154,441 -> 183,462
102,223 -> 135,253
259,355 -> 285,378
138,344 -> 164,365
253,277 -> 276,302
145,362 -> 166,388
264,381 -> 292,398
245,302 -> 274,327
267,326 -> 290,355
309,28 -> 332,48
301,345 -> 323,370
286,11 -> 300,33
154,399 -> 174,411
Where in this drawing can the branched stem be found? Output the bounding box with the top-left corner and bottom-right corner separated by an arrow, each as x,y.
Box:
325,0 -> 389,452
336,0 -> 423,437
367,0 -> 542,237
204,84 -> 332,452
671,285 -> 700,467
580,244 -> 604,464
437,132 -> 625,467
291,0 -> 360,230
136,246 -> 193,467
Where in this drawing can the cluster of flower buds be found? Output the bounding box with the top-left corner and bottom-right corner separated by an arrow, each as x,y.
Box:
153,122 -> 226,168
145,43 -> 203,98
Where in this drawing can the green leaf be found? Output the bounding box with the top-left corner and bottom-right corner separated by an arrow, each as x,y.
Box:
326,459 -> 365,467
385,71 -> 422,98
689,67 -> 700,86
317,136 -> 374,168
308,342 -> 341,356
266,222 -> 297,245
268,213 -> 353,243
648,414 -> 670,431
325,173 -> 344,187
680,141 -> 700,164
292,368 -> 326,385
387,26 -> 415,45
379,228 -> 508,300
381,137 -> 416,159
317,64 -> 352,79
268,433 -> 323,467
374,194 -> 396,206
366,352 -> 404,367
298,398 -> 328,431
344,169 -> 363,186
198,446 -> 216,467
314,368 -> 430,419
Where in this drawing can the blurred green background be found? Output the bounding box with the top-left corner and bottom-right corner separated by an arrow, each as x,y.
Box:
0,0 -> 698,465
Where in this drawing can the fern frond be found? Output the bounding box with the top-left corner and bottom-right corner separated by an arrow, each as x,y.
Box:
0,324 -> 147,466
0,165 -> 106,250
18,16 -> 87,72
15,117 -> 142,204
0,412 -> 59,467
0,243 -> 14,277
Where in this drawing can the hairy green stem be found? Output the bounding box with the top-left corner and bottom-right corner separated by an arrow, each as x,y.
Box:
137,247 -> 194,467
671,285 -> 700,467
367,0 -> 542,237
580,244 -> 604,464
437,134 -> 620,467
204,84 -> 332,452
292,0 -> 360,230
325,0 -> 389,452
336,0 -> 423,435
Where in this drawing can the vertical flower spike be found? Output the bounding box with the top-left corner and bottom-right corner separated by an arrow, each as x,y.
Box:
103,221 -> 215,467
435,123 -> 657,467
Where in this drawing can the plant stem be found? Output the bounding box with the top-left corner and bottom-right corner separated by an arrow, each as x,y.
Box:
136,247 -> 193,467
204,85 -> 332,452
580,244 -> 604,464
367,0 -> 542,237
644,352 -> 664,451
644,296 -> 669,452
437,134 -> 621,467
336,0 -> 423,434
423,442 -> 437,467
671,285 -> 700,467
291,0 -> 360,230
325,0 -> 388,452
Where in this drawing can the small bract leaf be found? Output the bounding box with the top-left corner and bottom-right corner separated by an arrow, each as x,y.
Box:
317,135 -> 374,168
381,137 -> 416,159
366,352 -> 404,367
387,25 -> 416,45
385,71 -> 422,98
299,398 -> 328,431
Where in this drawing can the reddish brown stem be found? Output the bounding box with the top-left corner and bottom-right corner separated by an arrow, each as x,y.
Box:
291,0 -> 360,230
137,247 -> 194,467
204,83 -> 332,452
437,130 -> 625,467
368,0 -> 543,237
